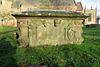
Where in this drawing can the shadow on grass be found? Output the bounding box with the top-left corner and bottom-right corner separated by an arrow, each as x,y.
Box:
0,38 -> 18,67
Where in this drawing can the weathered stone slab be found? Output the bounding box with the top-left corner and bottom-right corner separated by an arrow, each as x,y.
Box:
12,9 -> 88,47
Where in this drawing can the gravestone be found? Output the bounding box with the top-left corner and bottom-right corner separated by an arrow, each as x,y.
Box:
12,9 -> 88,47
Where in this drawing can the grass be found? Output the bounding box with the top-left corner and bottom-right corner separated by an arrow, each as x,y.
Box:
0,27 -> 18,33
0,26 -> 100,67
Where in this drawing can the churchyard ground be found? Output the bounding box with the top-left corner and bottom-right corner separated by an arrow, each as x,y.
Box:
0,26 -> 100,67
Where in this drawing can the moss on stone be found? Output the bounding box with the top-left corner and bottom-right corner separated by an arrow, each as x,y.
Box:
12,9 -> 89,18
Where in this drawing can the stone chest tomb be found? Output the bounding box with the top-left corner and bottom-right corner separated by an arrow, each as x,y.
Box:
12,9 -> 88,47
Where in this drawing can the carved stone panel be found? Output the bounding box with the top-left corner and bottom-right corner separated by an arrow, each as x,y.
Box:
73,20 -> 84,44
17,19 -> 29,47
27,19 -> 75,46
16,18 -> 84,47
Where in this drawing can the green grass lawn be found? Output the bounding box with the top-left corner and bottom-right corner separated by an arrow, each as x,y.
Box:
0,26 -> 100,67
0,27 -> 18,33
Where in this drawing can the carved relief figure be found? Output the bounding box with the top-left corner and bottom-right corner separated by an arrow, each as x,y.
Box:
17,20 -> 29,47
28,19 -> 38,46
67,23 -> 74,42
67,27 -> 74,41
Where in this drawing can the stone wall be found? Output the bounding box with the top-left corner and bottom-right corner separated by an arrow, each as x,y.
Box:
76,2 -> 83,13
51,6 -> 77,11
77,11 -> 84,13
84,9 -> 97,25
0,0 -> 12,13
76,2 -> 97,25
0,0 -> 17,28
21,5 -> 77,11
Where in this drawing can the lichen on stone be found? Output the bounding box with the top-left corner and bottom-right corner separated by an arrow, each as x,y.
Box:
12,9 -> 89,18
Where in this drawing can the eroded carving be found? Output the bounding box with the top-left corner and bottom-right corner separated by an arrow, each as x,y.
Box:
67,28 -> 74,42
64,28 -> 66,40
73,20 -> 84,44
42,20 -> 47,27
17,19 -> 84,47
67,23 -> 74,42
54,19 -> 61,27
17,20 -> 29,47
28,19 -> 40,46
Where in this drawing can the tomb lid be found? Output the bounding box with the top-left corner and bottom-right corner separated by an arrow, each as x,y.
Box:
12,9 -> 89,18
